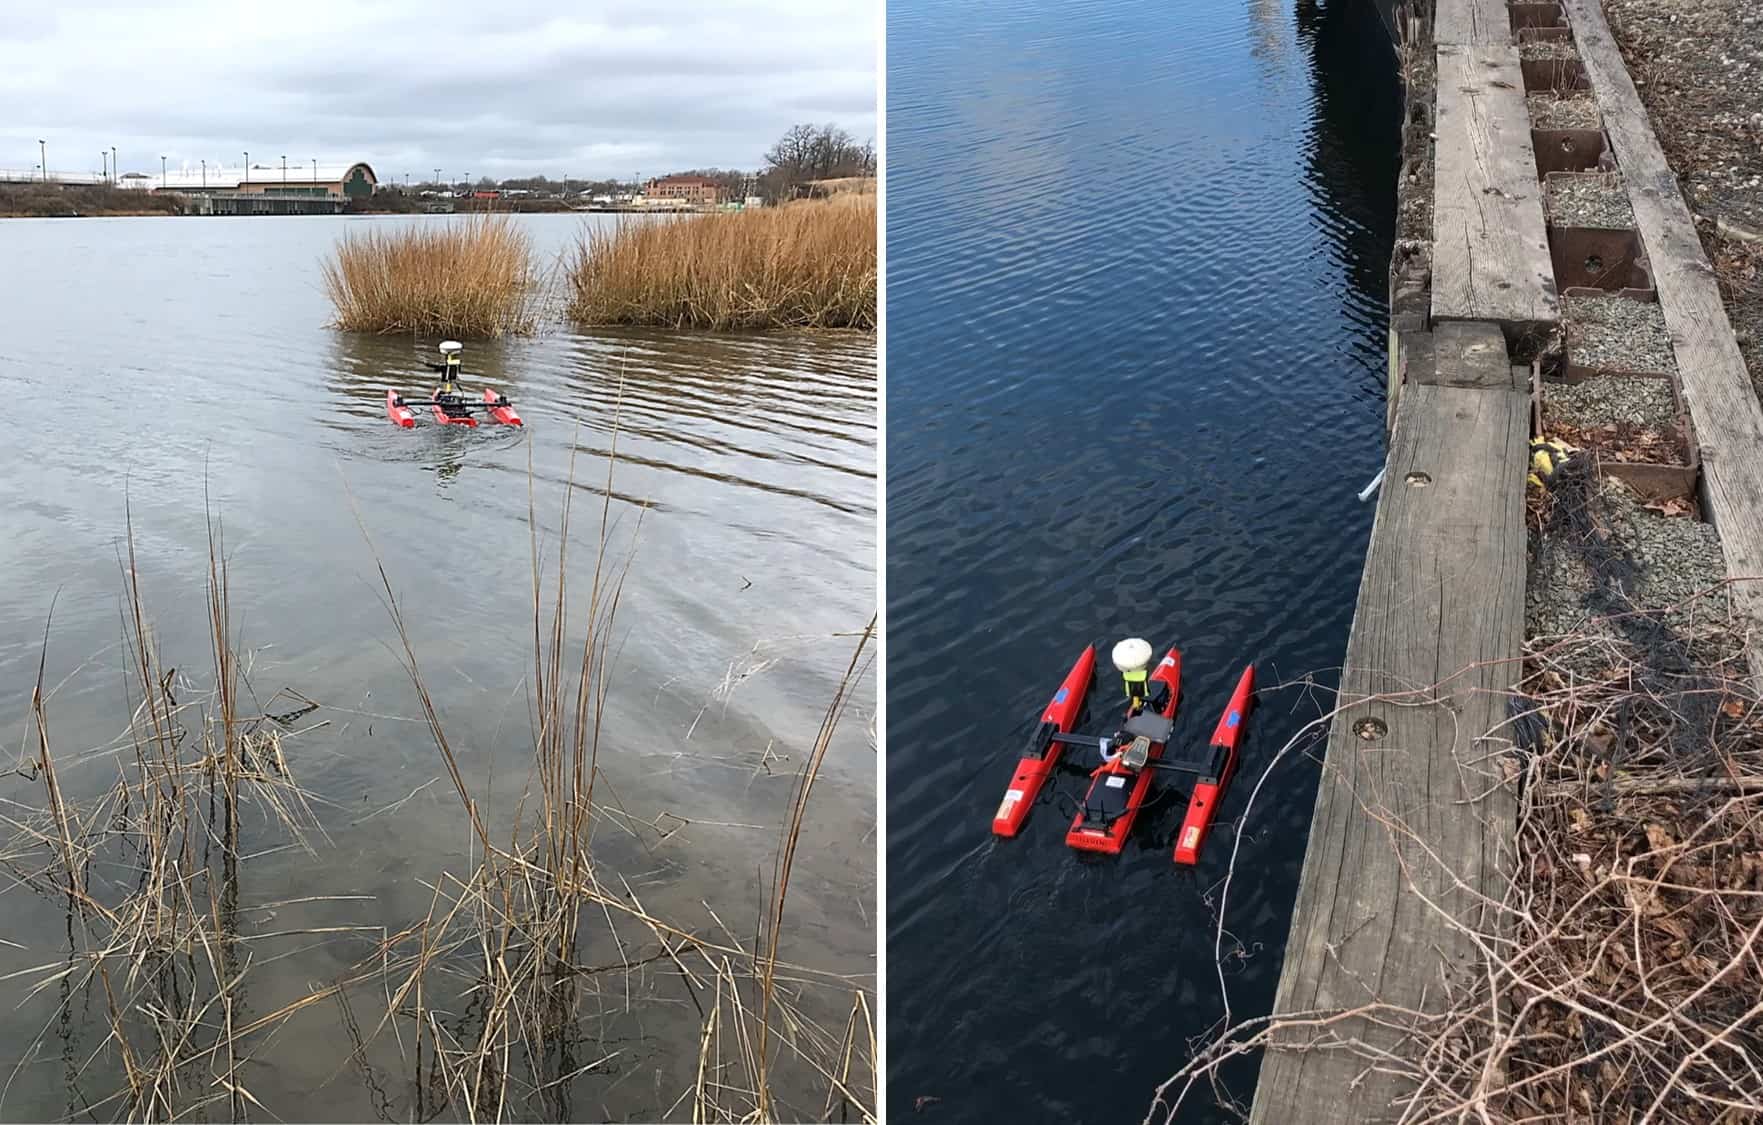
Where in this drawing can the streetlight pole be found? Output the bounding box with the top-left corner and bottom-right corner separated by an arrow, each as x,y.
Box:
37,140 -> 46,182
243,151 -> 249,189
100,151 -> 107,184
201,159 -> 206,188
160,155 -> 167,188
111,147 -> 116,184
311,158 -> 316,184
434,168 -> 441,191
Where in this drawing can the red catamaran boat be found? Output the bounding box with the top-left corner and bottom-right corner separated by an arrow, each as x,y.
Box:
385,341 -> 523,428
992,638 -> 1254,866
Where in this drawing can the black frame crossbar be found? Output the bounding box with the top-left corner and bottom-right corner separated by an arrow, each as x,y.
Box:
1048,731 -> 1210,776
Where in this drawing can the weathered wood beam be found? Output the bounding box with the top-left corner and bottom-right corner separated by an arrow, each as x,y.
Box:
1431,44 -> 1559,352
1435,0 -> 1512,46
1252,322 -> 1523,1124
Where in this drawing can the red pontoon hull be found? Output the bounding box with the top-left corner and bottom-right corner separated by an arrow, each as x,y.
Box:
1173,664 -> 1255,865
386,389 -> 415,428
1065,648 -> 1182,855
483,387 -> 522,426
992,646 -> 1095,837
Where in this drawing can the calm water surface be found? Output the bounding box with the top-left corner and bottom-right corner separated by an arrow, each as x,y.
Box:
887,0 -> 1398,1120
0,212 -> 874,1121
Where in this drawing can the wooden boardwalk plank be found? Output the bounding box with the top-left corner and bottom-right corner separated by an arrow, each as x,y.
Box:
1251,323 -> 1523,1124
1431,44 -> 1559,347
1434,0 -> 1512,46
1561,0 -> 1763,686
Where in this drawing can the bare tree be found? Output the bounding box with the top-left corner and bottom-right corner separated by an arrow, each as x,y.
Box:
760,123 -> 873,201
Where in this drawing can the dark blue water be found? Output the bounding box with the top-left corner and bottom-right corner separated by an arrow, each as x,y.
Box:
886,1 -> 1400,1121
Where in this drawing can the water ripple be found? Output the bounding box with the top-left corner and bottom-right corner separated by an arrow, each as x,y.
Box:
886,0 -> 1403,1121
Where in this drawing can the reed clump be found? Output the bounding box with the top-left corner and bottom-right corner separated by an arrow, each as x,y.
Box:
321,212 -> 540,336
351,424 -> 878,1122
3,508 -> 334,1120
4,439 -> 875,1121
565,197 -> 877,331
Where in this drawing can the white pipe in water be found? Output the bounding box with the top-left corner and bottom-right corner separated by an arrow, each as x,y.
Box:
1357,465 -> 1386,503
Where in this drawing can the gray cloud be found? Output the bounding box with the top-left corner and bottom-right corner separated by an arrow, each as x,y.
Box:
0,0 -> 875,181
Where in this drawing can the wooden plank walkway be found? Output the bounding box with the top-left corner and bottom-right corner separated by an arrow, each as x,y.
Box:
1562,0 -> 1763,686
1431,43 -> 1559,348
1434,0 -> 1511,46
1250,322 -> 1524,1124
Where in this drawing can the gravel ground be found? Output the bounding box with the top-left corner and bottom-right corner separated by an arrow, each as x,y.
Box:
1563,293 -> 1678,373
1396,36 -> 1436,246
1544,374 -> 1678,428
1529,92 -> 1603,130
1547,172 -> 1635,229
1604,0 -> 1763,398
1528,477 -> 1729,643
1522,39 -> 1583,61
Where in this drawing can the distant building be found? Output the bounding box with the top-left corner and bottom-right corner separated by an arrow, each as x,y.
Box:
644,174 -> 721,204
123,161 -> 378,199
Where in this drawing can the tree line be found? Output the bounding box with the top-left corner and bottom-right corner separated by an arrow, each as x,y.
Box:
379,122 -> 874,204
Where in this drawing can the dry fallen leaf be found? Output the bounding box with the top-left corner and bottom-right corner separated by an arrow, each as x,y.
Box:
1644,496 -> 1694,518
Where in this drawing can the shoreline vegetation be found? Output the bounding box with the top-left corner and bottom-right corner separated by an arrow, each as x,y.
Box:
0,182 -> 181,218
3,454 -> 877,1122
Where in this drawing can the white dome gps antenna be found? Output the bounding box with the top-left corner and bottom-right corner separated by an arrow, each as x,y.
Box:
1112,637 -> 1154,712
438,340 -> 463,391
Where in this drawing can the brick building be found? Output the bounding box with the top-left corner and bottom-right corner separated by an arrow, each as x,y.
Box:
644,174 -> 721,204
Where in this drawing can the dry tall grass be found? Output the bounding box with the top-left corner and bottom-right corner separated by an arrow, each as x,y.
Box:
4,448 -> 876,1121
1144,590 -> 1763,1124
321,212 -> 540,337
3,505 -> 333,1120
351,420 -> 878,1122
565,198 -> 877,331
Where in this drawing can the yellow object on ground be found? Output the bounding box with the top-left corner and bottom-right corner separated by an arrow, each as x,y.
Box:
1528,437 -> 1576,489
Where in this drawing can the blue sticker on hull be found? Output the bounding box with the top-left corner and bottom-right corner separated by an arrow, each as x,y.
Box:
1053,688 -> 1070,704
1227,711 -> 1240,727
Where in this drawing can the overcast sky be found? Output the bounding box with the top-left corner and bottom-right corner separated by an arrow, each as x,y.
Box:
0,0 -> 875,183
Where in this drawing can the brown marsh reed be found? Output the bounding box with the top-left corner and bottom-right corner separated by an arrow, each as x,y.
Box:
3,504 -> 331,1120
321,212 -> 541,337
564,197 -> 877,331
352,416 -> 879,1122
3,433 -> 875,1121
